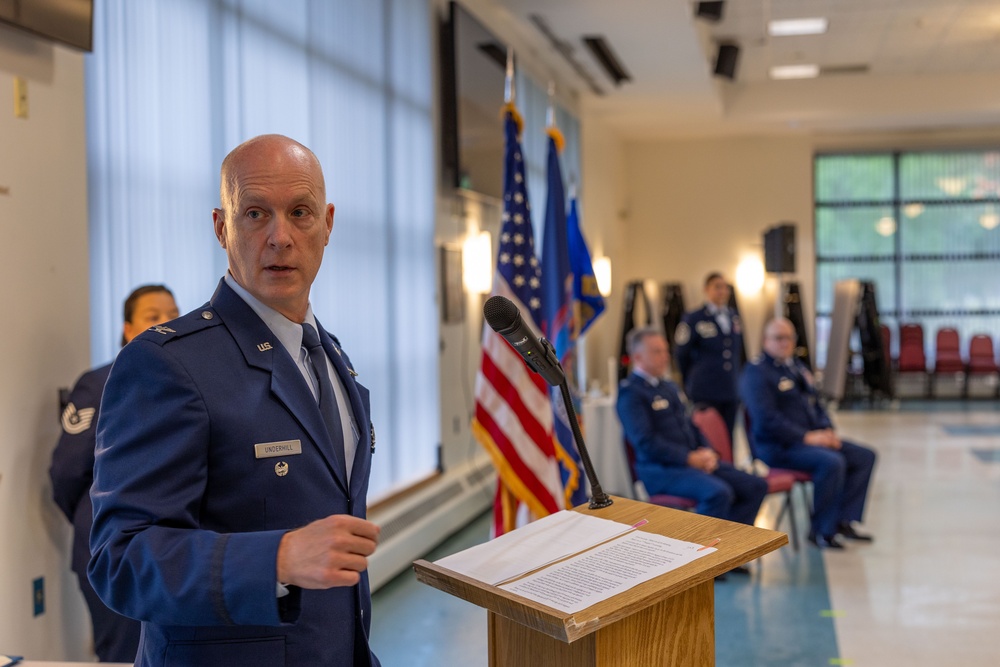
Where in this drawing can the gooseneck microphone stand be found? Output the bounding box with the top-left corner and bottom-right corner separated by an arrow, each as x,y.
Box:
540,338 -> 613,510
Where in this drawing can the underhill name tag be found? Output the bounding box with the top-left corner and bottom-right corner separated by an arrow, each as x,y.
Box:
254,440 -> 302,459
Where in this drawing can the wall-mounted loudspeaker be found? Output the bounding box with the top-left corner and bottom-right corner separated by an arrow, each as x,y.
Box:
764,224 -> 796,274
695,2 -> 725,22
713,42 -> 739,80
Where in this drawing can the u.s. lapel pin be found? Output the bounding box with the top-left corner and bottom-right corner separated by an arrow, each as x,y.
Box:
257,342 -> 273,352
274,461 -> 289,476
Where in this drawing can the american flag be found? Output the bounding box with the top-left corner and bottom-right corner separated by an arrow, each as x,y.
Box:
472,105 -> 564,536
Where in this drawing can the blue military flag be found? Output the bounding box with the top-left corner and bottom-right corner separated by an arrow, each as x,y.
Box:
567,197 -> 605,336
540,126 -> 586,506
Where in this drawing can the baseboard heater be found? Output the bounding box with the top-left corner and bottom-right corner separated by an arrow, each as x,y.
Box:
367,455 -> 494,591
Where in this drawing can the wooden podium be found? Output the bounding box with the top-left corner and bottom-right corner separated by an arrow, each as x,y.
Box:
413,497 -> 787,666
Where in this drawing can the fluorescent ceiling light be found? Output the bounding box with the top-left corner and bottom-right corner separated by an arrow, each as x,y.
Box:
770,64 -> 820,79
769,18 -> 828,37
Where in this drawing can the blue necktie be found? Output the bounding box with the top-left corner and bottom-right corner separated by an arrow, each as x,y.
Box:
302,323 -> 347,480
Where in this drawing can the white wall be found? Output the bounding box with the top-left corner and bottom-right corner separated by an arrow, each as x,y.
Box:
578,125 -> 1000,388
622,134 -> 815,358
0,25 -> 92,660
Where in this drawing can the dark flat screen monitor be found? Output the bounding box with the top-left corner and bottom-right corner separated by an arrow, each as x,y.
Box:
0,0 -> 94,52
441,1 -> 508,199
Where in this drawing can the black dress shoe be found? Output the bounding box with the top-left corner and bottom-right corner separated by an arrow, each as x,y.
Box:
808,533 -> 845,550
837,523 -> 874,542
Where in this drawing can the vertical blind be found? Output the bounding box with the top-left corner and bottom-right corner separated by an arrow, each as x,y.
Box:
86,0 -> 438,497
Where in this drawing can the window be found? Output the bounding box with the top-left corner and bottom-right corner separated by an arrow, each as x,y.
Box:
86,0 -> 437,497
815,150 -> 1000,367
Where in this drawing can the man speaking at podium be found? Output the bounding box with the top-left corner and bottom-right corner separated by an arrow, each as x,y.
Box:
89,135 -> 381,666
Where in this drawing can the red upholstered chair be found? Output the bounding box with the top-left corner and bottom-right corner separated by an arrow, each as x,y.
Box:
741,411 -> 811,550
965,334 -> 1000,398
897,323 -> 929,396
622,439 -> 696,512
932,327 -> 965,396
694,407 -> 802,550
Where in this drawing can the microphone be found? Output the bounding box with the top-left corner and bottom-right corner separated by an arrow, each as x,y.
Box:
483,295 -> 565,387
482,295 -> 613,510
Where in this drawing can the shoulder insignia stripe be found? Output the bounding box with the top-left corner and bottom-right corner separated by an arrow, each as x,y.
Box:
61,402 -> 96,435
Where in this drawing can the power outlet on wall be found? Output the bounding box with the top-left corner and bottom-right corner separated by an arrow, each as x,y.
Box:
32,576 -> 44,616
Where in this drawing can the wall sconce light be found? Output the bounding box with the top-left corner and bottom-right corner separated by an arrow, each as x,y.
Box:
735,255 -> 765,294
593,256 -> 612,297
462,231 -> 492,294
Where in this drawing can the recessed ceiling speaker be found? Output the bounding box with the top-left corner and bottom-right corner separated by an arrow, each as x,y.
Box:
695,1 -> 725,22
713,42 -> 739,80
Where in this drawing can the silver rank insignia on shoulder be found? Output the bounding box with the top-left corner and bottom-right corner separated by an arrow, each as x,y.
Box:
674,322 -> 690,346
274,461 -> 289,476
150,325 -> 176,335
370,423 -> 376,453
61,402 -> 96,435
257,342 -> 273,352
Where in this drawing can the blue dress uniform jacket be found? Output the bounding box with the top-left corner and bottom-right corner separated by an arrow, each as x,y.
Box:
50,364 -> 141,662
674,305 -> 742,404
617,374 -> 708,471
740,353 -> 832,451
89,280 -> 379,667
616,373 -> 766,524
740,352 -> 876,538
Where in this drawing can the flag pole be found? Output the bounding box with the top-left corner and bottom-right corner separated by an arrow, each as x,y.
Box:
504,48 -> 515,105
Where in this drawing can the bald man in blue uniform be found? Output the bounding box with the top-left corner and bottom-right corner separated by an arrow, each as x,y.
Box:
617,328 -> 767,530
89,135 -> 381,666
741,318 -> 876,549
674,272 -> 743,437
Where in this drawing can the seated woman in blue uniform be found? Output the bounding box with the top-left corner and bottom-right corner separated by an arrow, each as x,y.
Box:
617,328 -> 767,534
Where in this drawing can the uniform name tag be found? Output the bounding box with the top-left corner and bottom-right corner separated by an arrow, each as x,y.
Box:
254,440 -> 303,458
778,378 -> 795,392
652,397 -> 670,411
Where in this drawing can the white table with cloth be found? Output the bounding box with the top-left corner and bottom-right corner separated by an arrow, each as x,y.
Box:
580,394 -> 635,499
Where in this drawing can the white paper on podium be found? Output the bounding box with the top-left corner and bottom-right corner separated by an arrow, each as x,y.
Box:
498,531 -> 715,614
433,510 -> 637,586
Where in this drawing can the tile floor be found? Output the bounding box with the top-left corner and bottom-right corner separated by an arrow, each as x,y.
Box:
371,404 -> 1000,666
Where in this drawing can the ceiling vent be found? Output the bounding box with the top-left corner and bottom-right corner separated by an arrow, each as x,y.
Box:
582,35 -> 632,86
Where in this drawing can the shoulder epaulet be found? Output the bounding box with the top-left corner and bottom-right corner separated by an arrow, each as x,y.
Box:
133,308 -> 222,347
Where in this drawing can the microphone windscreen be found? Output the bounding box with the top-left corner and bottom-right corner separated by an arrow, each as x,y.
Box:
483,295 -> 519,333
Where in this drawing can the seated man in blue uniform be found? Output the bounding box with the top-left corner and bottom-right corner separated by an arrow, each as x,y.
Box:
741,317 -> 877,550
89,134 -> 382,666
617,328 -> 767,536
49,284 -> 178,663
674,272 -> 743,438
